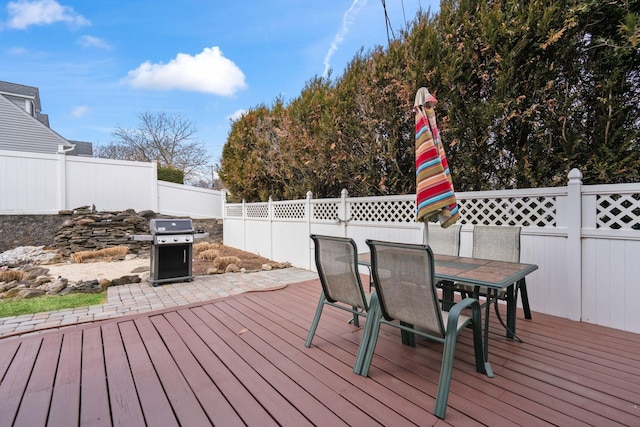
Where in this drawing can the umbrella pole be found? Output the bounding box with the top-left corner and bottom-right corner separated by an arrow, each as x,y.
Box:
423,220 -> 429,245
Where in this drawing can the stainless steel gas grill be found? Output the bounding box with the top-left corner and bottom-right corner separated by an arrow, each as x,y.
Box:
130,218 -> 208,286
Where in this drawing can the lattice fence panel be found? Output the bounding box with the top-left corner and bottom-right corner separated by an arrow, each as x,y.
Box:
246,203 -> 268,219
313,202 -> 339,221
596,193 -> 640,229
225,205 -> 243,218
351,200 -> 416,223
273,202 -> 306,220
458,196 -> 557,227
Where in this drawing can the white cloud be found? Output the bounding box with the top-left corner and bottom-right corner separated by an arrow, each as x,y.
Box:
78,35 -> 111,50
124,46 -> 247,96
227,109 -> 246,122
70,105 -> 90,118
322,0 -> 366,78
7,0 -> 90,30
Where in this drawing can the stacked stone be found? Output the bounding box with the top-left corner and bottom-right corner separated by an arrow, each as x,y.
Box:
52,209 -> 154,256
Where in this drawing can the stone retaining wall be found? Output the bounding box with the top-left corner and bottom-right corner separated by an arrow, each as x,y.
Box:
0,211 -> 223,254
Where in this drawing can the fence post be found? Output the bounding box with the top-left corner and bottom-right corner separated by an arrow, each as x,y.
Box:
268,196 -> 274,260
221,189 -> 227,222
307,191 -> 313,270
341,189 -> 349,237
56,151 -> 67,211
566,168 -> 583,320
150,160 -> 159,212
242,199 -> 247,251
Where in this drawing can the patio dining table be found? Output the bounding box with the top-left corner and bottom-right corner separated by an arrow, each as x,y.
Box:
358,252 -> 539,360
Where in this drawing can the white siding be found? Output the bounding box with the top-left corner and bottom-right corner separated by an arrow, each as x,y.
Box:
0,95 -> 69,154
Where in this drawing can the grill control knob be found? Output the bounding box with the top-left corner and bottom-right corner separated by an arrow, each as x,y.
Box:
174,237 -> 179,242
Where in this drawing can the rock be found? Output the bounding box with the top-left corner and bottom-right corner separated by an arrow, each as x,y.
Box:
111,275 -> 142,286
42,277 -> 68,294
99,278 -> 112,291
23,266 -> 51,279
33,275 -> 51,287
4,286 -> 27,299
271,262 -> 291,269
206,267 -> 221,275
131,266 -> 150,273
0,246 -> 60,267
60,279 -> 101,294
0,281 -> 19,293
16,288 -> 46,299
261,263 -> 272,271
225,263 -> 240,273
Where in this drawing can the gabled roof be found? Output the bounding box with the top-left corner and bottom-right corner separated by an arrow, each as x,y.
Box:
0,80 -> 41,113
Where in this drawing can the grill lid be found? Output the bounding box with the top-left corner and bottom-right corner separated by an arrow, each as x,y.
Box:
150,218 -> 194,235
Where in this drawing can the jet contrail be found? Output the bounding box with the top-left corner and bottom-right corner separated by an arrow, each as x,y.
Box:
322,0 -> 367,78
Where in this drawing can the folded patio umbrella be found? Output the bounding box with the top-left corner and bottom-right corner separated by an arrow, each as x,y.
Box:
414,87 -> 460,228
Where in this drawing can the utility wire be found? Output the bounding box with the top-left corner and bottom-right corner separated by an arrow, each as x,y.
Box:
381,0 -> 395,47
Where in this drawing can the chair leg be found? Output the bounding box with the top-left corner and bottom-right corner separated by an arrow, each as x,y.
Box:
470,303 -> 493,378
355,295 -> 382,377
353,298 -> 379,374
359,319 -> 381,377
305,293 -> 326,348
351,306 -> 360,327
433,332 -> 459,418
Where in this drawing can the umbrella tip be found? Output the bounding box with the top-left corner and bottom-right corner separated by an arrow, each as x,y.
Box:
414,87 -> 438,108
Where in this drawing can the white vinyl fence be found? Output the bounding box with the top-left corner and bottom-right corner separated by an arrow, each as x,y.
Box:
0,149 -> 223,218
224,169 -> 640,334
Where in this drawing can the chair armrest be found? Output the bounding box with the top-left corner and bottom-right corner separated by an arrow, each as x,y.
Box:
446,297 -> 481,331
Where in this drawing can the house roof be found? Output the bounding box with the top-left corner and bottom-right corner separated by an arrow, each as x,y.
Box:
0,80 -> 41,113
0,80 -> 93,156
67,140 -> 94,156
0,93 -> 73,154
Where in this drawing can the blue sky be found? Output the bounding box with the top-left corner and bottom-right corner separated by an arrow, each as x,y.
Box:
0,0 -> 432,167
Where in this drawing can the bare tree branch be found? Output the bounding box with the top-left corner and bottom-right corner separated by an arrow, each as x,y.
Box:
95,112 -> 210,183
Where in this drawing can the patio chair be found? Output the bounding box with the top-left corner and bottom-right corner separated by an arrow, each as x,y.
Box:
457,226 -> 532,320
305,235 -> 372,348
427,223 -> 461,256
354,239 -> 491,419
427,223 -> 461,310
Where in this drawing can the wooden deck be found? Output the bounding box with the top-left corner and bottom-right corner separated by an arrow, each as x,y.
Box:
1,278 -> 639,426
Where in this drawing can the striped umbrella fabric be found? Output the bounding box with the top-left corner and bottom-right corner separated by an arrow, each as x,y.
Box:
414,87 -> 460,228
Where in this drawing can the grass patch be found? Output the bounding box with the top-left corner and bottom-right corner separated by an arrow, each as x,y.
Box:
0,293 -> 106,318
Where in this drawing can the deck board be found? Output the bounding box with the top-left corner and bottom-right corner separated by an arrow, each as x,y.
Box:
13,334 -> 61,427
47,330 -> 82,427
80,326 -> 110,426
134,316 -> 213,427
0,338 -> 41,426
1,278 -> 640,426
102,322 -> 146,427
118,320 -> 179,427
163,310 -> 278,427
